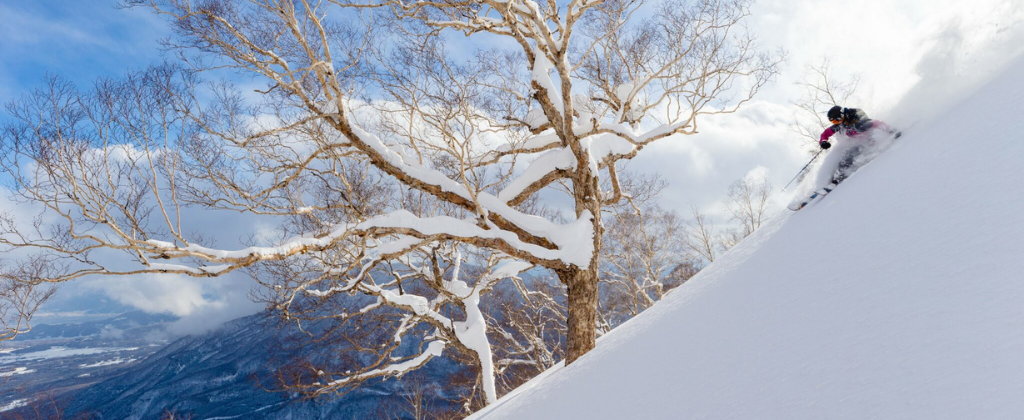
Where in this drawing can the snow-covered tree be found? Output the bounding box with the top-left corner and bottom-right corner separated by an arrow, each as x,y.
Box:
684,205 -> 722,264
596,171 -> 695,328
255,239 -> 529,405
0,0 -> 779,402
599,203 -> 694,328
143,0 -> 780,365
485,273 -> 566,393
720,173 -> 773,248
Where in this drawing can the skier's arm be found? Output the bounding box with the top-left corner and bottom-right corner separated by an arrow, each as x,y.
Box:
819,126 -> 838,146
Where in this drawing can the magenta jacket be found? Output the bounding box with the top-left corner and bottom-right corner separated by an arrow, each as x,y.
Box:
820,119 -> 895,146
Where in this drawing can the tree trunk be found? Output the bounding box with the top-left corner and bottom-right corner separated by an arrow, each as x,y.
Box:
562,160 -> 603,365
562,266 -> 599,365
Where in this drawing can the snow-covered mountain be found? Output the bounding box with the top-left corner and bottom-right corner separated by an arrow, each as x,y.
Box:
0,311 -> 176,413
471,58 -> 1024,419
37,313 -> 468,419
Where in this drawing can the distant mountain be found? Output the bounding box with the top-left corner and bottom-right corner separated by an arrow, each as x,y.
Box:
18,311 -> 177,341
49,312 -> 468,419
33,287 -> 140,321
0,310 -> 178,415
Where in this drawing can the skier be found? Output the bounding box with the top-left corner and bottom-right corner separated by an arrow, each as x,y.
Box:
788,106 -> 901,211
814,105 -> 900,192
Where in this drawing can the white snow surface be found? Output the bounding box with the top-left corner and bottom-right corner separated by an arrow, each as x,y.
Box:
79,357 -> 137,368
0,346 -> 116,364
472,57 -> 1024,419
0,398 -> 28,413
0,367 -> 35,377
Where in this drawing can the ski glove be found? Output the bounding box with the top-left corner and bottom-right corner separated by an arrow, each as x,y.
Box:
820,141 -> 831,149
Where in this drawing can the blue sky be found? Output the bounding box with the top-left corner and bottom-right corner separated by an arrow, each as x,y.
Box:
2,0 -> 1022,334
0,1 -> 166,102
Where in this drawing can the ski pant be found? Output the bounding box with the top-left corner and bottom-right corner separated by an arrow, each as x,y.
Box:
813,140 -> 866,190
834,144 -> 865,183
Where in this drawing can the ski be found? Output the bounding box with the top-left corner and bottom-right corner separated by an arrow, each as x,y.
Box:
788,192 -> 820,211
788,184 -> 835,211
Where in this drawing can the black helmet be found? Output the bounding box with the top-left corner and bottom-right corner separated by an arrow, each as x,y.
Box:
827,106 -> 843,123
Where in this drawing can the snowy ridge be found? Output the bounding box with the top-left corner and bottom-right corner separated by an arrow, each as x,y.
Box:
472,57 -> 1024,419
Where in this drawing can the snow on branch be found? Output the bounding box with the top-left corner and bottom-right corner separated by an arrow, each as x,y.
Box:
498,147 -> 577,205
319,339 -> 447,390
142,207 -> 593,272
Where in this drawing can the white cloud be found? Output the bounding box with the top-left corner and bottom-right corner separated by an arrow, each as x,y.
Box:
84,274 -> 209,317
164,281 -> 263,336
744,166 -> 770,183
631,100 -> 803,220
80,271 -> 262,337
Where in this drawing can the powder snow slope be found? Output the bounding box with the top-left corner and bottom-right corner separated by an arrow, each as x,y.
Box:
472,57 -> 1024,420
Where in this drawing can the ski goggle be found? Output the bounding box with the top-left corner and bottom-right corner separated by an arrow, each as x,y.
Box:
830,117 -> 842,124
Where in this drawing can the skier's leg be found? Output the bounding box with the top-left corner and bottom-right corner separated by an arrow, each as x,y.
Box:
789,141 -> 854,209
813,140 -> 853,190
833,145 -> 864,184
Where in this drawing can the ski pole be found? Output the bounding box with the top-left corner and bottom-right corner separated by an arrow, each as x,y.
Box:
781,150 -> 823,192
